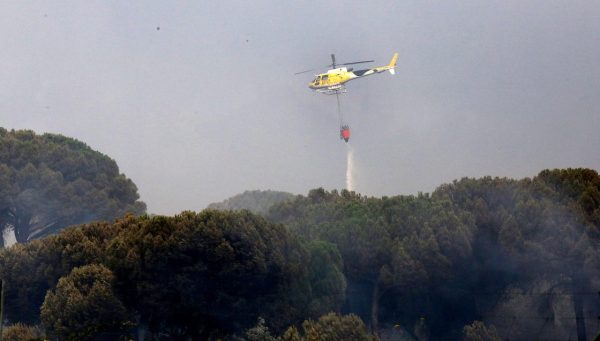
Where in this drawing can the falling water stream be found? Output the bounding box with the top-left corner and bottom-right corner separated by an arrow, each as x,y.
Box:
346,144 -> 354,191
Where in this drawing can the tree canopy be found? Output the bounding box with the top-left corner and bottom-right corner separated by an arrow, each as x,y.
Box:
0,128 -> 146,243
267,169 -> 600,339
207,190 -> 295,215
1,167 -> 600,340
40,264 -> 131,340
281,313 -> 377,341
0,210 -> 346,339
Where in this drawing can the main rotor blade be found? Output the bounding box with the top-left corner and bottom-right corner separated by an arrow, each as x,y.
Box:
340,60 -> 375,66
294,69 -> 316,75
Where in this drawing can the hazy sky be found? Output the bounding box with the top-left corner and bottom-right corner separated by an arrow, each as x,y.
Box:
1,1 -> 599,215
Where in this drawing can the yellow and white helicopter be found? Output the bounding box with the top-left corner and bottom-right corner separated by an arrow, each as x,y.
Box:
296,53 -> 398,94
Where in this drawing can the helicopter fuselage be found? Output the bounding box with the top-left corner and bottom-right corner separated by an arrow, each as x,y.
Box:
308,68 -> 357,90
308,53 -> 398,93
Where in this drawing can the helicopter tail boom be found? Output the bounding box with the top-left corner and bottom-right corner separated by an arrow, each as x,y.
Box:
373,52 -> 398,75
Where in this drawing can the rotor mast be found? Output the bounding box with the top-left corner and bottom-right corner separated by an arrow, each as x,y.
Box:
328,53 -> 374,70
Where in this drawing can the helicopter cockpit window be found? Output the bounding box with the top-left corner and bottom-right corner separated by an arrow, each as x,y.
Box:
322,75 -> 328,80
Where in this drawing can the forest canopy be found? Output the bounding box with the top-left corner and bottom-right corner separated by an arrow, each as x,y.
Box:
207,190 -> 295,215
0,128 -> 146,244
0,167 -> 599,340
266,168 -> 600,340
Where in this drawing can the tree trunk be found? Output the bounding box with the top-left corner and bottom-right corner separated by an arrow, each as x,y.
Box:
371,281 -> 380,334
574,297 -> 587,341
0,223 -> 5,248
13,212 -> 31,244
136,323 -> 147,341
570,273 -> 588,341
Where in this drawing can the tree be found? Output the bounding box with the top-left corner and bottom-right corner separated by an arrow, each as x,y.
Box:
535,168 -> 600,231
281,313 -> 378,341
462,321 -> 501,341
305,240 -> 346,318
105,211 -> 314,338
0,128 -> 146,244
40,264 -> 132,340
207,190 -> 295,215
268,190 -> 475,334
242,317 -> 278,341
1,211 -> 345,338
434,171 -> 600,340
533,168 -> 600,341
1,323 -> 44,341
0,220 -> 124,323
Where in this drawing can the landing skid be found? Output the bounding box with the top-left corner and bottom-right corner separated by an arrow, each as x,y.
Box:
316,87 -> 347,95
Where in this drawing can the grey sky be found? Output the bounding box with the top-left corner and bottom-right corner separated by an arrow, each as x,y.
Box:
1,1 -> 599,215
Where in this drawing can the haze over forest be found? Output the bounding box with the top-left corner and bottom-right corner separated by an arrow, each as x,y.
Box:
2,1 -> 600,214
1,130 -> 599,340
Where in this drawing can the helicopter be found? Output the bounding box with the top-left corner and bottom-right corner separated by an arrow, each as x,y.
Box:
296,52 -> 398,94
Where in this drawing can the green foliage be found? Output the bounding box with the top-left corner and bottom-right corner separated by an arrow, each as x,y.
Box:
243,317 -> 278,341
462,321 -> 501,341
40,264 -> 132,340
105,211 -> 313,337
433,170 -> 600,280
0,211 -> 339,338
281,313 -> 378,341
268,170 -> 600,339
268,189 -> 476,334
270,189 -> 474,285
0,220 -> 123,323
0,128 -> 146,243
207,190 -> 296,215
1,323 -> 44,341
0,167 -> 599,340
536,168 -> 600,228
305,240 -> 346,317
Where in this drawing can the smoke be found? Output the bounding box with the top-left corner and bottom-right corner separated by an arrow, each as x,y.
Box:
2,225 -> 17,247
346,144 -> 354,191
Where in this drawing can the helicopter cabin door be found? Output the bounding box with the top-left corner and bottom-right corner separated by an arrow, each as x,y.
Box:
327,72 -> 341,86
